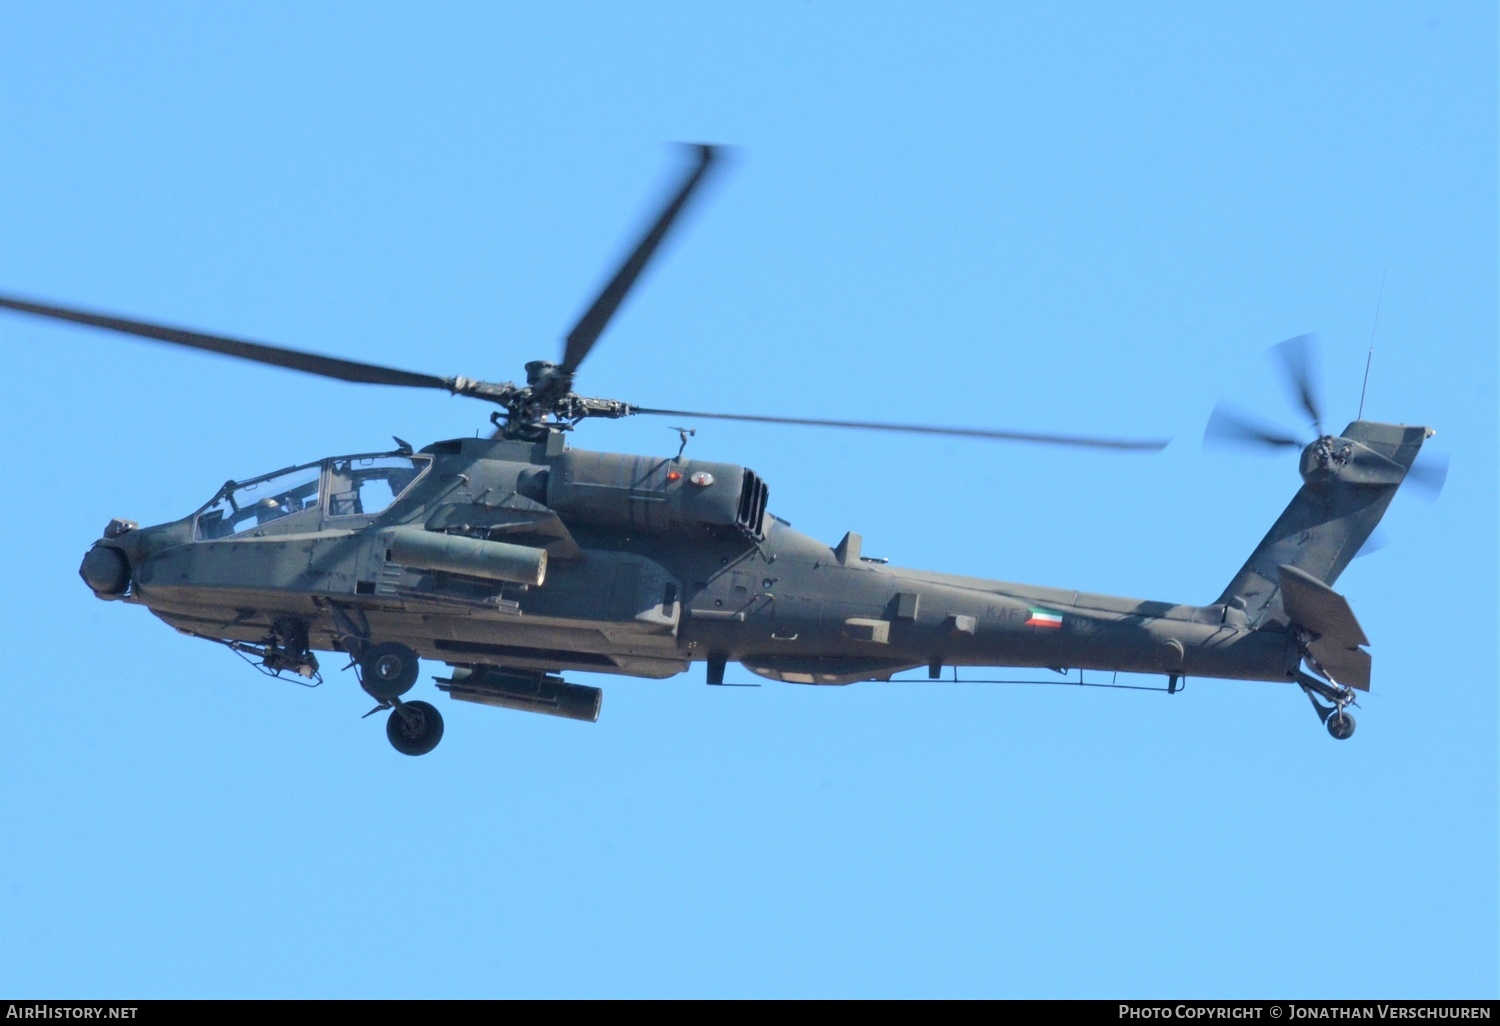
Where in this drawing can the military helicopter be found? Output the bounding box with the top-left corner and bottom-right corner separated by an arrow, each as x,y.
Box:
0,144 -> 1435,756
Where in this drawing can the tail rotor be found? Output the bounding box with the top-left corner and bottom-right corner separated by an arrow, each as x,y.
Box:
1271,333 -> 1324,439
1203,334 -> 1326,455
1203,400 -> 1305,452
1204,332 -> 1448,558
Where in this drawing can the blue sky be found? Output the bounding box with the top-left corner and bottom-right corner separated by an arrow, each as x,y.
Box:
1,1 -> 1494,998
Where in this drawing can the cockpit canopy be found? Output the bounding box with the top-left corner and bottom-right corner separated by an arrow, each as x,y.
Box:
195,454 -> 430,540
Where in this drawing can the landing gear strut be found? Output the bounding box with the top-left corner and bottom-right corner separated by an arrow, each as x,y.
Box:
1296,670 -> 1357,741
327,606 -> 442,755
358,645 -> 441,755
1326,708 -> 1356,740
355,641 -> 442,754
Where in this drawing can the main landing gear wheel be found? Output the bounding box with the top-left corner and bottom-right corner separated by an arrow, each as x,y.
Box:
1326,710 -> 1356,741
387,700 -> 444,756
360,641 -> 420,701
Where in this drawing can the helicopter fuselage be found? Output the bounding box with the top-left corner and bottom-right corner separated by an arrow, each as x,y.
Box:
83,432 -> 1301,700
13,144 -> 1428,753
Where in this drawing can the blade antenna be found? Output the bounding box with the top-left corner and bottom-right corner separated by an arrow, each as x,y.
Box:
1357,268 -> 1386,421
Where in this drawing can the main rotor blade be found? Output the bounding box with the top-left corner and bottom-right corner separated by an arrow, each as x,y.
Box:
1271,334 -> 1323,437
634,407 -> 1169,451
560,143 -> 721,375
1203,401 -> 1304,451
0,294 -> 451,390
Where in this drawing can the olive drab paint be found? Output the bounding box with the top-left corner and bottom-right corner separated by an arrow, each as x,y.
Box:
0,144 -> 1435,754
73,418 -> 1428,751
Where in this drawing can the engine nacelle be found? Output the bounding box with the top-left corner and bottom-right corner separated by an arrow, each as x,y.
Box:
544,450 -> 769,539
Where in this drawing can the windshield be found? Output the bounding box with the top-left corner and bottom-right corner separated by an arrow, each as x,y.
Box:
196,463 -> 324,540
194,453 -> 430,540
327,455 -> 428,518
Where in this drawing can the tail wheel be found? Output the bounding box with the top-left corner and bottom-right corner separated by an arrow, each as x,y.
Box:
1326,710 -> 1356,740
387,700 -> 444,756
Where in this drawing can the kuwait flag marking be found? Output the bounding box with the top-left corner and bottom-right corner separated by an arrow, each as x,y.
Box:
1026,608 -> 1064,629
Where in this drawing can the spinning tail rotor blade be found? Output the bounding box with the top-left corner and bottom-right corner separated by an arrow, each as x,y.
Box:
0,294 -> 452,390
633,406 -> 1170,451
1405,452 -> 1449,501
560,144 -> 722,375
1203,401 -> 1304,451
1271,334 -> 1323,437
1354,527 -> 1391,559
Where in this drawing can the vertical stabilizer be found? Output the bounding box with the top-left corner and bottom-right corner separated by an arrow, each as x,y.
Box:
1217,420 -> 1429,626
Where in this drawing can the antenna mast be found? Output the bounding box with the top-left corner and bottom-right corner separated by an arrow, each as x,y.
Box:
1357,269 -> 1386,420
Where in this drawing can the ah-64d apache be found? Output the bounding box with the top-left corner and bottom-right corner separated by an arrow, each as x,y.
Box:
0,145 -> 1438,755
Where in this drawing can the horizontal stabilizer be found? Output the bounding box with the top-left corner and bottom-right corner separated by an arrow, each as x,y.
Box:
1279,564 -> 1368,644
1278,564 -> 1371,690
